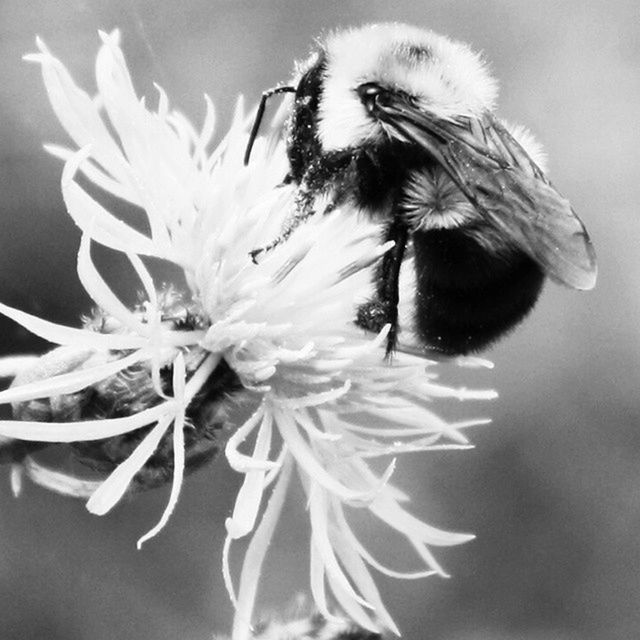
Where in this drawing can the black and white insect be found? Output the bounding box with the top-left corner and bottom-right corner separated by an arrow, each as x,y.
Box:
1,290 -> 242,492
245,23 -> 597,356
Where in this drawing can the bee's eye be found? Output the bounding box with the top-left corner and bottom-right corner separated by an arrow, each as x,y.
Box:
357,83 -> 393,114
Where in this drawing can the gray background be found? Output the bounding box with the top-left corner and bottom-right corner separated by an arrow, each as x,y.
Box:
1,1 -> 639,639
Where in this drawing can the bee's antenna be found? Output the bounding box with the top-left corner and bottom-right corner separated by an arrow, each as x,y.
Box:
244,85 -> 296,165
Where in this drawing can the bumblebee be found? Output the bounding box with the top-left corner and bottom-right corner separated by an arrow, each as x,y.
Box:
1,290 -> 242,492
245,23 -> 597,355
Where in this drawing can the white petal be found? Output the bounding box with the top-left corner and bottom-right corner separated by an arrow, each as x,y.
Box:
183,354 -> 223,403
137,353 -> 187,547
310,537 -> 332,620
0,401 -> 175,442
308,482 -> 371,609
330,521 -> 398,634
226,404 -> 279,473
195,94 -> 216,165
23,456 -> 103,497
10,464 -> 23,497
46,143 -> 139,204
296,408 -> 342,442
274,406 -> 371,503
231,456 -> 293,640
370,493 -> 475,547
0,300 -> 149,350
225,410 -> 273,539
77,234 -> 151,336
0,356 -> 39,379
277,381 -> 351,410
334,502 -> 436,581
26,39 -> 134,188
0,349 -> 148,405
61,149 -> 156,255
86,413 -> 173,515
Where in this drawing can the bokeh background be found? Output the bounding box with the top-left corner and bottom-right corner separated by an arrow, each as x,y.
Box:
1,1 -> 639,639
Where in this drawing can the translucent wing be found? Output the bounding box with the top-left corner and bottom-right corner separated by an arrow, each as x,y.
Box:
379,103 -> 597,290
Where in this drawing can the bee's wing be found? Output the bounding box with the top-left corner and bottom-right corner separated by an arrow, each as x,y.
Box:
443,116 -> 597,290
382,105 -> 597,290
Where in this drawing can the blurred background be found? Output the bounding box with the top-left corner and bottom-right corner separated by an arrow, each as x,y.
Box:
1,1 -> 639,639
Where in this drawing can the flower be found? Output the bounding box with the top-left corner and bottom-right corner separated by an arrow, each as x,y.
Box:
0,31 -> 496,638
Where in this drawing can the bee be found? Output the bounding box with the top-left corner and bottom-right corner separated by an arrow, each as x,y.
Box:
245,23 -> 597,356
1,290 -> 242,493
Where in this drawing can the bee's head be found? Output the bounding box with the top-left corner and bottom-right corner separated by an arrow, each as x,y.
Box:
287,24 -> 596,294
313,23 -> 498,152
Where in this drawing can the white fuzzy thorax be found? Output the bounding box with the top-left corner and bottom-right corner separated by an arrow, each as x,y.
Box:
316,23 -> 499,152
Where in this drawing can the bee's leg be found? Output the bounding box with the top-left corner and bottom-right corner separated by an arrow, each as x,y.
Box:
249,190 -> 335,263
243,85 -> 296,166
249,209 -> 315,263
356,216 -> 409,356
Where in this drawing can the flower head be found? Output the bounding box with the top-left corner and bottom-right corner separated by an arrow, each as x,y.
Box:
0,31 -> 496,638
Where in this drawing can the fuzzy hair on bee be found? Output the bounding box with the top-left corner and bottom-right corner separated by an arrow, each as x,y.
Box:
314,24 -> 498,153
246,23 -> 597,356
1,288 -> 242,493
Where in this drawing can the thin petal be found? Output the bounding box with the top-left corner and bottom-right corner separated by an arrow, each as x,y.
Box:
225,410 -> 273,539
10,464 -> 23,497
0,401 -> 175,442
274,406 -> 370,503
310,537 -> 332,620
231,456 -> 293,640
23,456 -> 103,497
0,349 -> 147,406
195,94 -> 216,165
333,502 -> 436,581
308,482 -> 371,609
26,39 -> 133,187
296,408 -> 341,442
127,253 -> 157,311
86,414 -> 173,515
61,148 -> 156,255
0,300 -> 149,350
330,522 -> 397,634
183,354 -> 222,403
226,404 -> 279,473
137,353 -> 187,547
0,356 -> 39,379
77,233 -> 150,336
370,494 -> 475,547
46,143 -> 139,204
326,578 -> 380,635
223,534 -> 238,609
355,442 -> 474,459
277,381 -> 351,410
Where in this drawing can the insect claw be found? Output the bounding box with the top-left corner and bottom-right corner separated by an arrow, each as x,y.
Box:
249,248 -> 264,264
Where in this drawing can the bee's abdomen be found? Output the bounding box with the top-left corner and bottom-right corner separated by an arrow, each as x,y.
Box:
71,357 -> 243,490
413,228 -> 545,354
